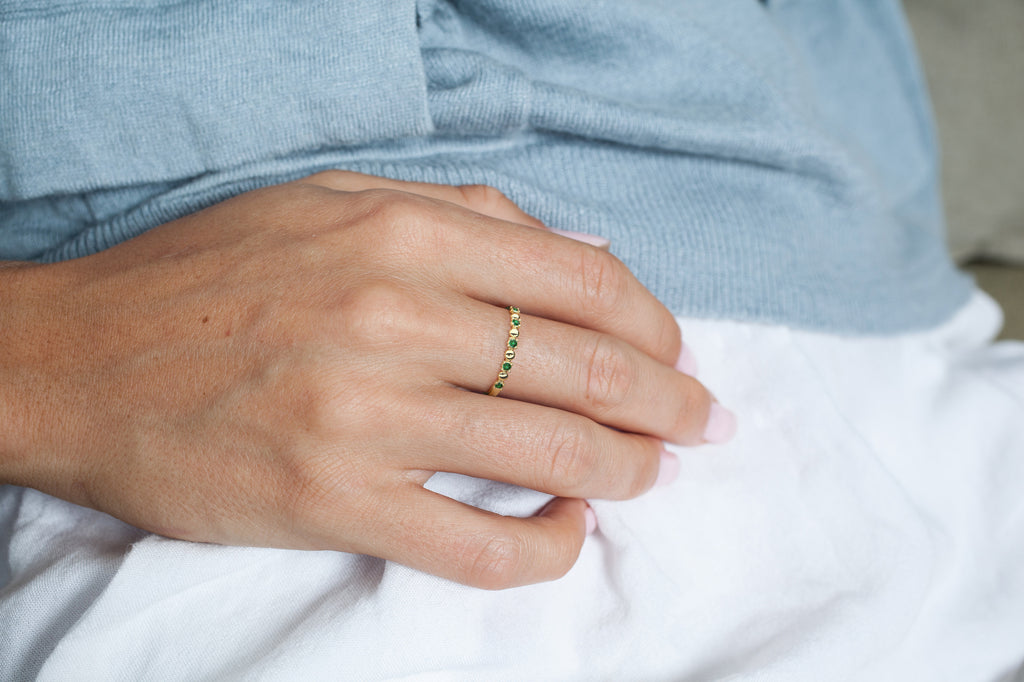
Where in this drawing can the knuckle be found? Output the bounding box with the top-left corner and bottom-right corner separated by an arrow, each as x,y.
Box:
541,422 -> 597,492
350,189 -> 446,255
581,336 -> 636,413
352,188 -> 419,228
277,454 -> 345,522
284,456 -> 381,537
458,184 -> 510,213
574,249 -> 629,318
339,280 -> 420,347
461,533 -> 523,590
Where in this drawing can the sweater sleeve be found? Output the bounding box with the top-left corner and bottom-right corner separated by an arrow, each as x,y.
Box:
0,0 -> 433,201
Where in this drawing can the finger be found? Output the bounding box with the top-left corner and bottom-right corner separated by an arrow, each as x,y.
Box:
400,386 -> 662,500
368,487 -> 590,589
297,169 -> 548,229
427,212 -> 683,367
432,300 -> 713,446
304,186 -> 679,367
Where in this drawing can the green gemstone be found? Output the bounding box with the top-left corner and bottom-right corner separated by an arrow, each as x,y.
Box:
510,307 -> 520,313
512,319 -> 520,327
508,339 -> 517,348
502,362 -> 512,371
494,382 -> 504,389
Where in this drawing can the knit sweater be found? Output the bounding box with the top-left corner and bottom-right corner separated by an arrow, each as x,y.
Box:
0,0 -> 970,333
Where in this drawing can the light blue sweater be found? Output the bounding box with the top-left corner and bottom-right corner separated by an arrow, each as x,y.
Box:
0,0 -> 970,333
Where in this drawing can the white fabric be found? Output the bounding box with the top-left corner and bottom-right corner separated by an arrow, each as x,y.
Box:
2,290 -> 1023,681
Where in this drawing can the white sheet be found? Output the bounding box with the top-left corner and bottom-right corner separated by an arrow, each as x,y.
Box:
3,290 -> 1023,681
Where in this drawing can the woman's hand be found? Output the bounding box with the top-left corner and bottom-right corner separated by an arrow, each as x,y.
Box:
0,171 -> 730,589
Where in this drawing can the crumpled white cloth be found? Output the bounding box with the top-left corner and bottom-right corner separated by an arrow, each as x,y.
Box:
2,290 -> 1023,681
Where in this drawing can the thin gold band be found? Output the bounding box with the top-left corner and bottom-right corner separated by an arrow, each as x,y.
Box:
487,306 -> 520,396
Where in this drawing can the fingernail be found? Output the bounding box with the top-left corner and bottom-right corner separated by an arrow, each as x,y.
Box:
655,450 -> 680,487
703,403 -> 738,444
549,228 -> 611,250
584,505 -> 598,535
674,343 -> 698,376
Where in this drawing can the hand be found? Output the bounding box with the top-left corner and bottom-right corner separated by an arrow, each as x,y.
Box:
0,171 -> 727,588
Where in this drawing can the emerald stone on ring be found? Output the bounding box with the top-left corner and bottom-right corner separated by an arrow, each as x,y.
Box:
487,307 -> 521,397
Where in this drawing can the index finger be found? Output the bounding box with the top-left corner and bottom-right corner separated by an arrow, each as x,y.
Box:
302,181 -> 681,367
297,170 -> 549,229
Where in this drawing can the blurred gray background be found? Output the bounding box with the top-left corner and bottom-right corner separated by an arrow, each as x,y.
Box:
905,0 -> 1024,339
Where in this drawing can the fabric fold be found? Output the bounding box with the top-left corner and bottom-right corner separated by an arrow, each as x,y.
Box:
0,0 -> 433,200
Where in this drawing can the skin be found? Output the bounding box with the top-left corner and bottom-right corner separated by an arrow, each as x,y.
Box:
0,171 -> 716,589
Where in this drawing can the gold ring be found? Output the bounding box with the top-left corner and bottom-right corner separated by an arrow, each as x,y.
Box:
487,306 -> 520,396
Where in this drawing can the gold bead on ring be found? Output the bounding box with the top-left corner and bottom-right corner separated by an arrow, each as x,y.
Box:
487,306 -> 521,396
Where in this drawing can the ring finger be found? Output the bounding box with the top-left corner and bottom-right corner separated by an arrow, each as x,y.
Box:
428,297 -> 714,447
